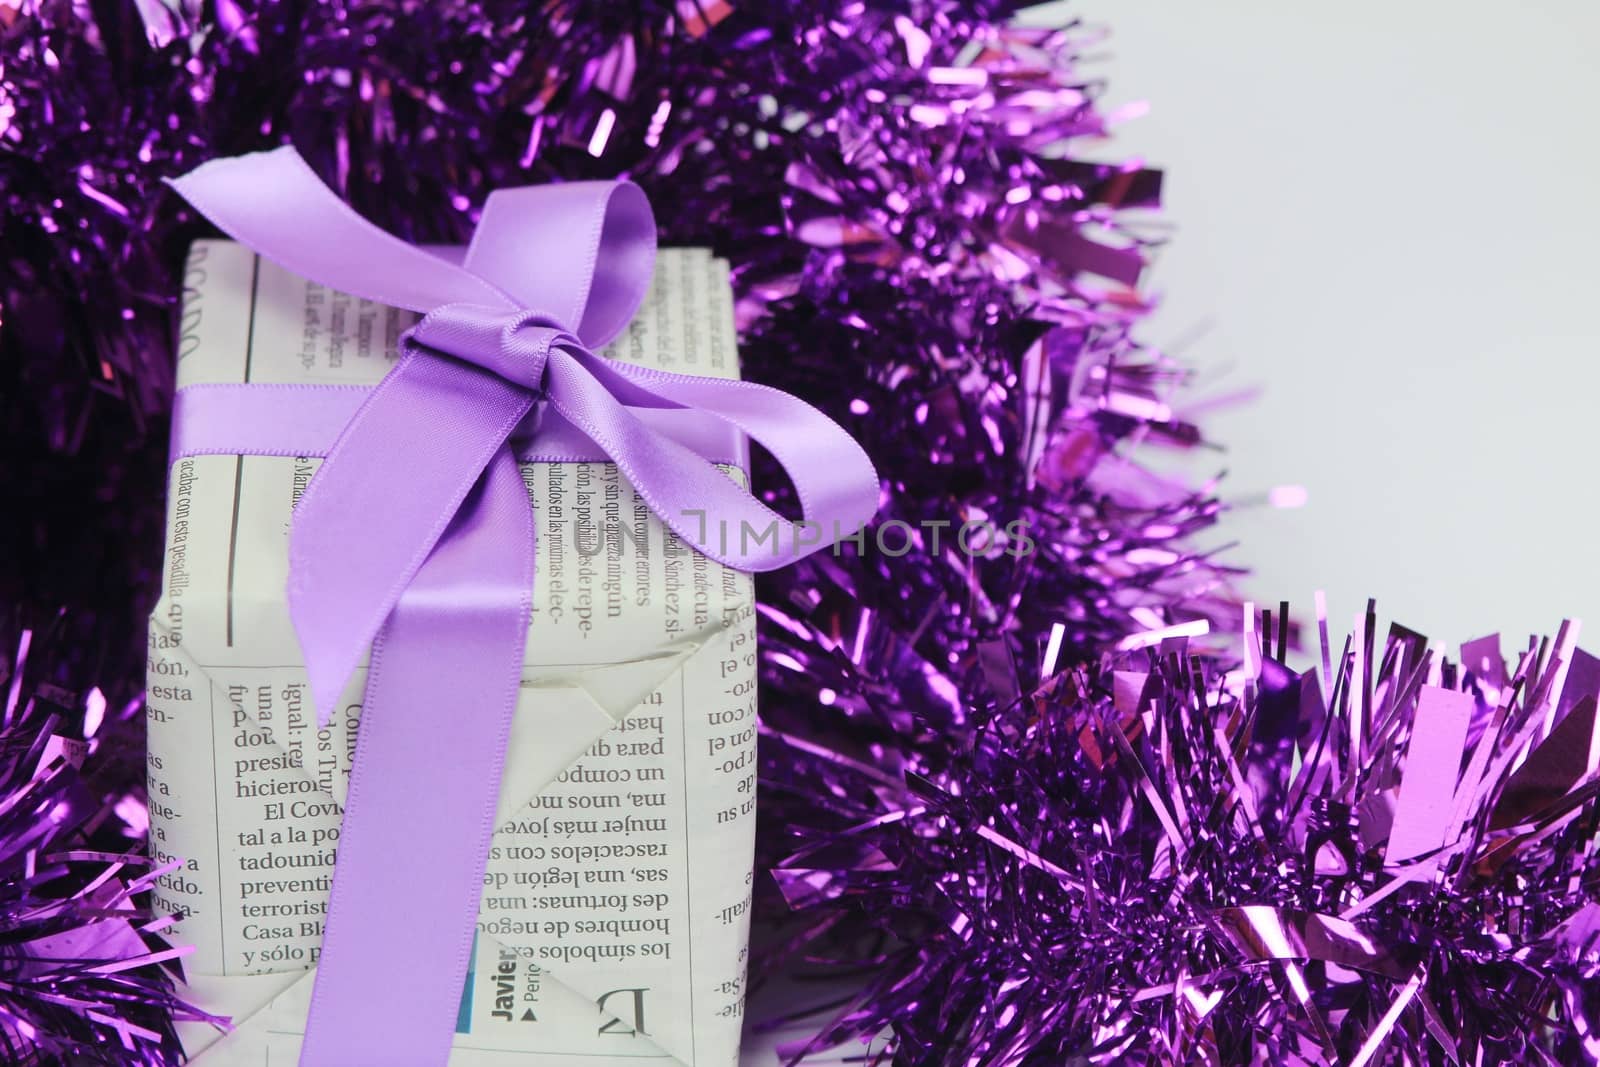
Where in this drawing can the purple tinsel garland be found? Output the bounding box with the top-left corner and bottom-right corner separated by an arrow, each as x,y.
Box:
762,607 -> 1600,1064
8,3 -> 1589,1065
0,622 -> 222,1062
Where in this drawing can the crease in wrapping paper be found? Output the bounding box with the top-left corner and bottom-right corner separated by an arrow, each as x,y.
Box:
148,242 -> 760,1065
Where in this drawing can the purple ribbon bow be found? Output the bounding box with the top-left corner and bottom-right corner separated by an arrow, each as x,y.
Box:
167,147 -> 878,1066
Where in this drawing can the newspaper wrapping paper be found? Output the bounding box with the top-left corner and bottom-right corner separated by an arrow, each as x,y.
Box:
148,241 -> 759,1065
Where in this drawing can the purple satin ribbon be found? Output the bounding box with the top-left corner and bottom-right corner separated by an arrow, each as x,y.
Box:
167,147 -> 878,1067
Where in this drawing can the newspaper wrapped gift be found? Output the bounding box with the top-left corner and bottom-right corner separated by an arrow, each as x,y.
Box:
149,240 -> 764,1065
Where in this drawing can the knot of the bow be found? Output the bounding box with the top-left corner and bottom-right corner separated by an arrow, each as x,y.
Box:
408,303 -> 581,398
168,145 -> 881,729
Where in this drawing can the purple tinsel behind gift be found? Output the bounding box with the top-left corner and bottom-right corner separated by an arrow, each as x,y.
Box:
0,622 -> 223,1062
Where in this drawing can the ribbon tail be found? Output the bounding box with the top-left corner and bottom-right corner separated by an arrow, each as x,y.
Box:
288,347 -> 535,724
301,447 -> 532,1067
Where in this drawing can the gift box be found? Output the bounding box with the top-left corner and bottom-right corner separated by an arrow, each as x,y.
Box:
148,239 -> 761,1065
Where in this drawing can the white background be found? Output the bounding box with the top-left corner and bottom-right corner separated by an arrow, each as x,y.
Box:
1074,1 -> 1600,653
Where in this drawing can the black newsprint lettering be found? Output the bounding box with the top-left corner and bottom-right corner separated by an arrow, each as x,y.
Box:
596,987 -> 648,1037
490,945 -> 519,1021
177,244 -> 208,362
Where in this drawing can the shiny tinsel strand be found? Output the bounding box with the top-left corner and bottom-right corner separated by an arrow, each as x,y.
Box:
762,607 -> 1600,1065
0,622 -> 219,1063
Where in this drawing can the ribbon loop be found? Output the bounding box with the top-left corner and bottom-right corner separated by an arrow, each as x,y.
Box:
564,350 -> 881,569
468,180 -> 655,346
167,150 -> 515,314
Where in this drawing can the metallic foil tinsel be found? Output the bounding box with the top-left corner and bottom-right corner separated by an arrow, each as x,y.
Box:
0,622 -> 222,1063
762,608 -> 1600,1064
